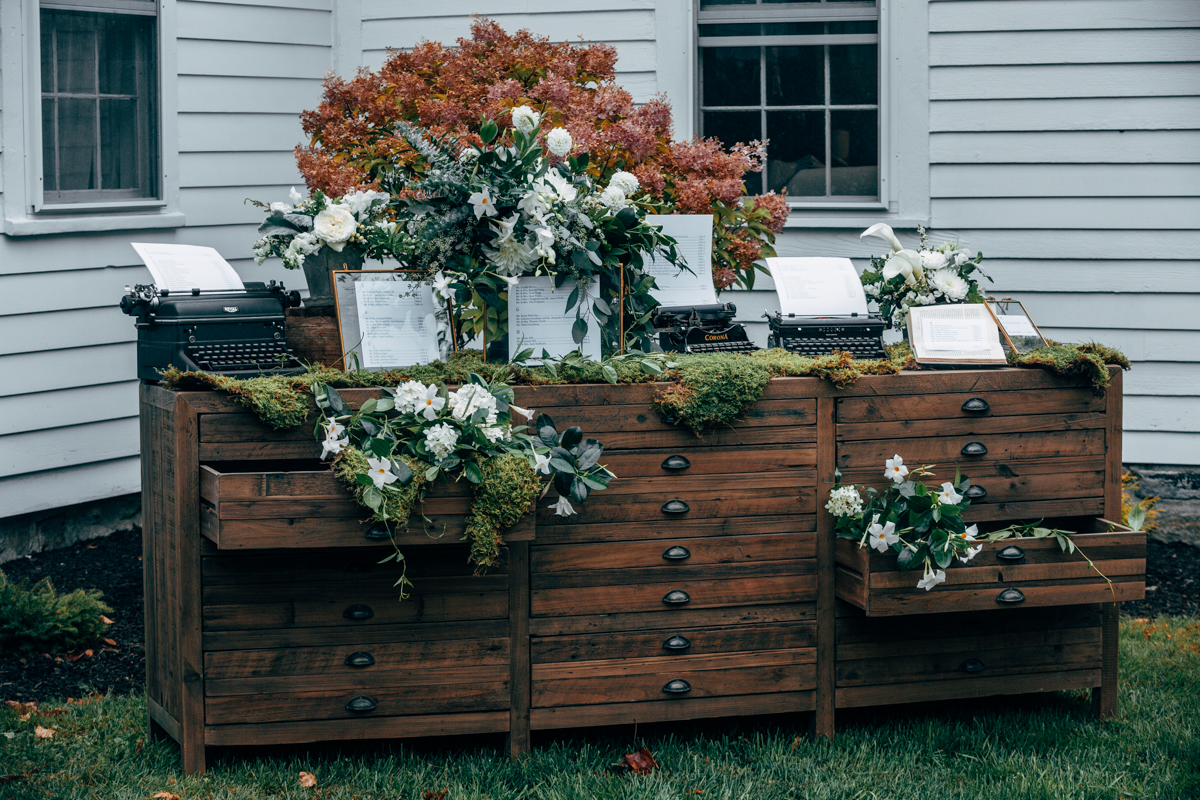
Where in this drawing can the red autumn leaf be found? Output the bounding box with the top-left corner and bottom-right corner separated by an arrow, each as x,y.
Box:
621,746 -> 658,775
423,790 -> 448,800
103,638 -> 118,647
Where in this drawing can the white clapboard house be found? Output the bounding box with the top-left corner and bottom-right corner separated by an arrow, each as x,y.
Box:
1,0 -> 1197,532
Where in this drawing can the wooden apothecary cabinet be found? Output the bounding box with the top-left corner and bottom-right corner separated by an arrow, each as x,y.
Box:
141,368 -> 1140,774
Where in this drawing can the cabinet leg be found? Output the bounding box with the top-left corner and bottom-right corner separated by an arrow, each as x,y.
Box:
1092,603 -> 1119,719
148,715 -> 170,743
180,741 -> 207,776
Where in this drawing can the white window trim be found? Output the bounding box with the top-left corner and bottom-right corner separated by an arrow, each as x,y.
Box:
670,0 -> 927,228
0,0 -> 184,236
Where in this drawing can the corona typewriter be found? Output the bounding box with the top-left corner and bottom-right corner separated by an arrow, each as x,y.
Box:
653,302 -> 759,355
120,281 -> 305,381
766,312 -> 887,359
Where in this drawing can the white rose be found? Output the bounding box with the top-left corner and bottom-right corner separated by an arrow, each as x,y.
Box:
546,127 -> 573,157
512,105 -> 540,134
608,170 -> 639,196
312,205 -> 357,252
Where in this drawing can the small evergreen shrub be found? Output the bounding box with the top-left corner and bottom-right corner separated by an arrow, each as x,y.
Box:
0,572 -> 113,656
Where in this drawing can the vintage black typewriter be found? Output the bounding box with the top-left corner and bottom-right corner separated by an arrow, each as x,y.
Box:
766,312 -> 887,359
120,281 -> 305,381
653,302 -> 759,355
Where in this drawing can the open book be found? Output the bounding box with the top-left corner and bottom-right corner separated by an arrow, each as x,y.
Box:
906,304 -> 1007,366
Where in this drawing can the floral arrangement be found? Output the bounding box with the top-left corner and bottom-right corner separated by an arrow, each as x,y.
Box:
858,223 -> 991,330
376,113 -> 682,352
312,376 -> 613,595
827,455 -> 1102,592
294,18 -> 789,290
250,188 -> 400,270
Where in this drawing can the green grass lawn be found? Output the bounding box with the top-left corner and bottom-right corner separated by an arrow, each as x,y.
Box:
2,618 -> 1197,800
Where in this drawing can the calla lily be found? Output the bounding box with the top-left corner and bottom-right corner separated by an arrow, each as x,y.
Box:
861,222 -> 903,252
881,250 -> 925,286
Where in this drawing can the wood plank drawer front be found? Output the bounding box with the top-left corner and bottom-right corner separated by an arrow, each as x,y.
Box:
600,446 -> 816,478
203,575 -> 509,630
204,637 -> 509,695
532,532 -> 815,573
531,649 -> 816,708
535,480 -> 816,527
836,626 -> 1102,688
532,621 -> 816,664
838,411 -> 1105,443
836,429 -> 1105,469
203,546 -> 504,586
531,560 -> 817,617
837,388 -> 1104,425
537,515 -> 817,546
835,526 -> 1145,617
205,675 -> 511,725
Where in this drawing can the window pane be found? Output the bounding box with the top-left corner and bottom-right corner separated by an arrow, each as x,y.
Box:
699,24 -> 759,37
766,46 -> 822,106
56,13 -> 96,94
829,21 -> 877,35
830,109 -> 877,196
830,44 -> 877,105
58,97 -> 97,191
703,110 -> 763,194
762,22 -> 825,35
99,14 -> 145,96
40,16 -> 54,91
702,47 -> 759,107
100,98 -> 138,189
42,99 -> 57,192
767,110 -> 825,196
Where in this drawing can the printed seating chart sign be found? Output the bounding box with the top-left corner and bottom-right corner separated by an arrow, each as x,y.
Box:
508,275 -> 601,364
643,215 -> 717,307
334,271 -> 440,370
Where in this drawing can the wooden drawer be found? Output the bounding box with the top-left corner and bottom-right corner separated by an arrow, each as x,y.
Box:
532,620 -> 816,663
199,463 -> 533,549
202,546 -> 506,585
835,604 -> 1104,708
531,648 -> 816,707
835,519 -> 1145,617
531,559 -> 817,617
837,388 -> 1105,425
836,428 -> 1105,469
532,532 -> 815,573
600,445 -> 815,477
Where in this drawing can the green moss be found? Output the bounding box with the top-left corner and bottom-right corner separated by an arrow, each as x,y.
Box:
751,348 -> 901,388
1010,342 -> 1130,393
161,367 -> 311,429
464,454 -> 541,574
653,353 -> 772,435
333,448 -> 429,524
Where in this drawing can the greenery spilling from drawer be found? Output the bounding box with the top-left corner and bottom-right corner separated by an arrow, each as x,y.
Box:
0,572 -> 113,657
161,340 -> 1126,436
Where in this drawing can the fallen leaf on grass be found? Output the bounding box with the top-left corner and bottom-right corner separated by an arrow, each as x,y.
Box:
63,650 -> 94,663
34,725 -> 55,739
4,701 -> 36,721
298,771 -> 317,788
791,736 -> 803,750
103,638 -> 118,647
100,615 -> 115,625
0,767 -> 39,784
150,792 -> 180,800
610,746 -> 658,775
423,789 -> 448,800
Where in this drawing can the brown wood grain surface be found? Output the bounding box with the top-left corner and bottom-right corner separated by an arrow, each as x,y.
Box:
836,603 -> 1102,640
838,469 -> 1105,506
836,388 -> 1105,424
531,532 -> 816,573
534,485 -> 816,526
535,515 -> 818,545
837,429 -> 1105,468
837,411 -> 1106,443
529,690 -> 815,729
204,711 -> 510,746
836,668 -> 1101,708
532,621 -> 817,664
201,619 -> 510,652
599,446 -> 817,477
528,603 -> 818,638
531,572 -> 817,617
855,580 -> 1143,617
201,546 -> 505,585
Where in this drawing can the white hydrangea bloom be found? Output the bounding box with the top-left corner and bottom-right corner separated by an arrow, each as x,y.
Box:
825,485 -> 864,518
546,127 -> 573,157
449,384 -> 499,425
608,170 -> 640,195
424,422 -> 460,461
929,269 -> 970,301
252,239 -> 273,265
394,381 -> 428,415
482,425 -> 510,443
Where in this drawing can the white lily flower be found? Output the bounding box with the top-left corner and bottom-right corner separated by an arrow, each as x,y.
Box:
469,188 -> 499,219
884,454 -> 909,484
366,456 -> 398,489
959,544 -> 983,563
417,384 -> 446,421
917,567 -> 947,592
533,452 -> 552,475
937,482 -> 963,506
500,274 -> 520,287
867,515 -> 899,553
860,222 -> 903,253
492,213 -> 519,244
550,495 -> 576,516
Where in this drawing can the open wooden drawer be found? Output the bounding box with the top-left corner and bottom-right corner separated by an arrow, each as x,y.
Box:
835,518 -> 1145,617
199,462 -> 534,550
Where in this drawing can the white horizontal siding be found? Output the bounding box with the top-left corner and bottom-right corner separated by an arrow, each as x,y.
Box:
930,28 -> 1200,66
0,458 -> 141,520
931,131 -> 1200,164
931,165 -> 1200,198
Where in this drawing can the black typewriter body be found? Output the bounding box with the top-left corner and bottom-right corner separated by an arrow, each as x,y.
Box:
121,282 -> 305,381
653,303 -> 759,355
767,313 -> 887,359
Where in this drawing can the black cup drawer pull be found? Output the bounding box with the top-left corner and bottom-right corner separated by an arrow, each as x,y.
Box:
961,397 -> 990,414
997,545 -> 1025,562
364,521 -> 391,540
344,696 -> 377,713
343,603 -> 374,620
662,590 -> 691,605
662,679 -> 692,694
662,499 -> 690,515
965,484 -> 988,500
662,455 -> 691,471
996,588 -> 1026,604
344,652 -> 375,668
961,441 -> 988,457
663,545 -> 691,561
663,634 -> 692,651
960,658 -> 986,673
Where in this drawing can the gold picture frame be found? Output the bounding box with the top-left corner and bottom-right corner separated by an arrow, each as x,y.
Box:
983,297 -> 1049,354
332,270 -> 456,371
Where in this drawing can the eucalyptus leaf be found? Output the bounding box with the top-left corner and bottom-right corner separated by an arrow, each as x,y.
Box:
571,317 -> 588,345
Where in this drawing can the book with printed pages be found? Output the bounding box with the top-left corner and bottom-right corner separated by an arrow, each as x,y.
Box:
906,304 -> 1007,366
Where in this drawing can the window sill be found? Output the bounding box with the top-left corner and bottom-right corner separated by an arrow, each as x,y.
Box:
784,212 -> 929,230
4,209 -> 187,237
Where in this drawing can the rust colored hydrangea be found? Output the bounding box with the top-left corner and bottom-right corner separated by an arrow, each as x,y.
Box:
295,18 -> 788,289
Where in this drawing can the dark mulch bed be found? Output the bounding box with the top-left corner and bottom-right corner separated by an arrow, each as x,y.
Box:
0,527 -> 1196,703
0,527 -> 144,703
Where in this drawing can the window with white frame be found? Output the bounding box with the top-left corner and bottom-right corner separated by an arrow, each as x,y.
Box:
38,0 -> 159,205
698,0 -> 880,202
